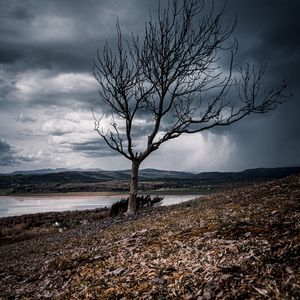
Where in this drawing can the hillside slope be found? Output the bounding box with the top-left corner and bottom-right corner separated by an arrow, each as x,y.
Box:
0,174 -> 299,299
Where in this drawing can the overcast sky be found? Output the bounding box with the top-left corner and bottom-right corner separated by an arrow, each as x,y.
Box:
0,0 -> 299,173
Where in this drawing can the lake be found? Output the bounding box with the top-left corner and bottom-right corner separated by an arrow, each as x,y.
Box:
0,194 -> 199,218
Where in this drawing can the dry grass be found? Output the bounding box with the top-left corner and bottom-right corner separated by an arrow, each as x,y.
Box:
0,174 -> 299,299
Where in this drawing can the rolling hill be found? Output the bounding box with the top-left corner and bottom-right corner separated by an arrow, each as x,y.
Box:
0,166 -> 299,194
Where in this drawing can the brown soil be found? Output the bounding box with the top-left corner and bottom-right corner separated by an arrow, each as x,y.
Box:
0,174 -> 299,299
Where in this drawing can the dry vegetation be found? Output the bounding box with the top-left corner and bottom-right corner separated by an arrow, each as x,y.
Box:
0,208 -> 109,246
0,175 -> 299,299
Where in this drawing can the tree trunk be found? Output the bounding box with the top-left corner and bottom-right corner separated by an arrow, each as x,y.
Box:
127,160 -> 140,214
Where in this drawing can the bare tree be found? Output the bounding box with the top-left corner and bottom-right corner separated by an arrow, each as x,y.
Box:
93,0 -> 289,214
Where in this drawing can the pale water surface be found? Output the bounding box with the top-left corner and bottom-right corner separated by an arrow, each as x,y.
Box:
0,194 -> 198,218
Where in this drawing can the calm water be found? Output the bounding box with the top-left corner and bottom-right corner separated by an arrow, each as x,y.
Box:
0,194 -> 198,218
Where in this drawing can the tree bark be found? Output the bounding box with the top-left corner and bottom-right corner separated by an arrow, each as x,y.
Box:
127,160 -> 140,214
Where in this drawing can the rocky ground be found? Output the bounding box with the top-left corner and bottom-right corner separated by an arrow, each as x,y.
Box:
0,174 -> 299,299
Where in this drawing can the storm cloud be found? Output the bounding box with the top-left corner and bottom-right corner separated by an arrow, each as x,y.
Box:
0,139 -> 18,166
69,139 -> 121,158
0,0 -> 299,173
0,139 -> 41,166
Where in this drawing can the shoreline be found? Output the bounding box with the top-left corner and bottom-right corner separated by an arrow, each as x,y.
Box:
0,186 -> 226,197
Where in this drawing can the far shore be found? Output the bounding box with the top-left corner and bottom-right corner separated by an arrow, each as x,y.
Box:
0,191 -> 127,197
0,188 -> 210,197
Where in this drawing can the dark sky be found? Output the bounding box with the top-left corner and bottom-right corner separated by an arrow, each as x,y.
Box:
0,0 -> 299,173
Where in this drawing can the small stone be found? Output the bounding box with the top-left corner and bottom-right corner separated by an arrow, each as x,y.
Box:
254,287 -> 268,296
271,210 -> 280,216
152,277 -> 164,284
44,292 -> 52,298
192,266 -> 202,273
131,229 -> 148,238
221,274 -> 232,280
223,239 -> 236,244
183,294 -> 194,299
203,289 -> 212,300
93,255 -> 102,260
111,267 -> 125,276
131,291 -> 139,297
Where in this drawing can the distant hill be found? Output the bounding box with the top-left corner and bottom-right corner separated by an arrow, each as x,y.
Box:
125,168 -> 196,179
9,168 -> 103,175
2,166 -> 300,182
0,166 -> 299,194
195,167 -> 300,182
